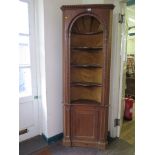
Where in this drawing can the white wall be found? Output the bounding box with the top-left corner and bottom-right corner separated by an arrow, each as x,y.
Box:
82,0 -> 104,4
35,0 -> 48,137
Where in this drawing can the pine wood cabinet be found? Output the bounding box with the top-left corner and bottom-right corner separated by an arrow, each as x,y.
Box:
61,4 -> 114,150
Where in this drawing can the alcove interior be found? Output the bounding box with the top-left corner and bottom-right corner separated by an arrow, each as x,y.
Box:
70,15 -> 104,104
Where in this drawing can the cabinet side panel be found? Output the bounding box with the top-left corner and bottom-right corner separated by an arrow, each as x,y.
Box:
63,105 -> 71,146
104,10 -> 113,105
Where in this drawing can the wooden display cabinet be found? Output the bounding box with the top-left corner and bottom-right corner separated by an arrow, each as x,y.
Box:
61,4 -> 114,150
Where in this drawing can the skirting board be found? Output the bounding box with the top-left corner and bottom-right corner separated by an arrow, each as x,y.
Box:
42,133 -> 63,144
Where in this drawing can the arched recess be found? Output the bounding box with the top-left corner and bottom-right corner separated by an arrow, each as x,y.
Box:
69,15 -> 107,105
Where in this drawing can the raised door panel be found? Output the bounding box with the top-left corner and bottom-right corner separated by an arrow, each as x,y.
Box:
71,106 -> 99,142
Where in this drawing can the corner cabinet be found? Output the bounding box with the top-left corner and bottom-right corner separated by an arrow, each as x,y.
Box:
61,4 -> 114,150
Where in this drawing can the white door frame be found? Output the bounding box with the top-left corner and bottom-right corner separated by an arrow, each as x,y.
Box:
19,0 -> 40,142
116,1 -> 127,137
108,0 -> 127,138
117,4 -> 128,137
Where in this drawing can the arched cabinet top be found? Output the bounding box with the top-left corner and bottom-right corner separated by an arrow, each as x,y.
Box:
61,4 -> 114,35
69,14 -> 105,34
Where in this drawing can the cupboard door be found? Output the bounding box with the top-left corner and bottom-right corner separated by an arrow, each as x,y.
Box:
71,105 -> 99,142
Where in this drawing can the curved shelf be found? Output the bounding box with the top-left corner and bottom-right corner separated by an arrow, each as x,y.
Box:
71,47 -> 103,51
71,31 -> 103,35
71,82 -> 102,87
71,99 -> 101,104
71,64 -> 103,68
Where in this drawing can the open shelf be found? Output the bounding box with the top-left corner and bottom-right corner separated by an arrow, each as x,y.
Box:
71,64 -> 103,68
71,67 -> 103,84
71,99 -> 101,104
71,31 -> 103,35
71,82 -> 102,87
70,87 -> 102,103
71,47 -> 103,50
71,51 -> 104,65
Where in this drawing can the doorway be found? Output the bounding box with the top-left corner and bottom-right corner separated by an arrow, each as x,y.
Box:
119,4 -> 135,145
19,0 -> 40,142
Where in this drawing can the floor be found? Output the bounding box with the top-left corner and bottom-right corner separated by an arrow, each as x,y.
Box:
120,119 -> 135,145
32,147 -> 51,155
19,135 -> 48,155
20,137 -> 134,155
120,100 -> 135,145
48,139 -> 134,155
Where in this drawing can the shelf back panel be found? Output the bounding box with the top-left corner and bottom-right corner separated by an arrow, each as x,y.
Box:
71,33 -> 103,47
71,15 -> 103,34
70,87 -> 102,103
71,51 -> 104,65
71,68 -> 103,83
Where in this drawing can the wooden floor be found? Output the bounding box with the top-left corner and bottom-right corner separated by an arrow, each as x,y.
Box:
32,139 -> 134,155
120,101 -> 135,145
32,147 -> 51,155
120,119 -> 135,145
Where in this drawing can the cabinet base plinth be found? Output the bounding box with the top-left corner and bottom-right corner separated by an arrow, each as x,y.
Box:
63,138 -> 71,147
97,141 -> 108,150
67,140 -> 108,150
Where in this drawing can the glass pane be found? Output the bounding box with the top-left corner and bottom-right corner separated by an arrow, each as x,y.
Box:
19,67 -> 32,97
19,35 -> 30,66
19,1 -> 29,34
